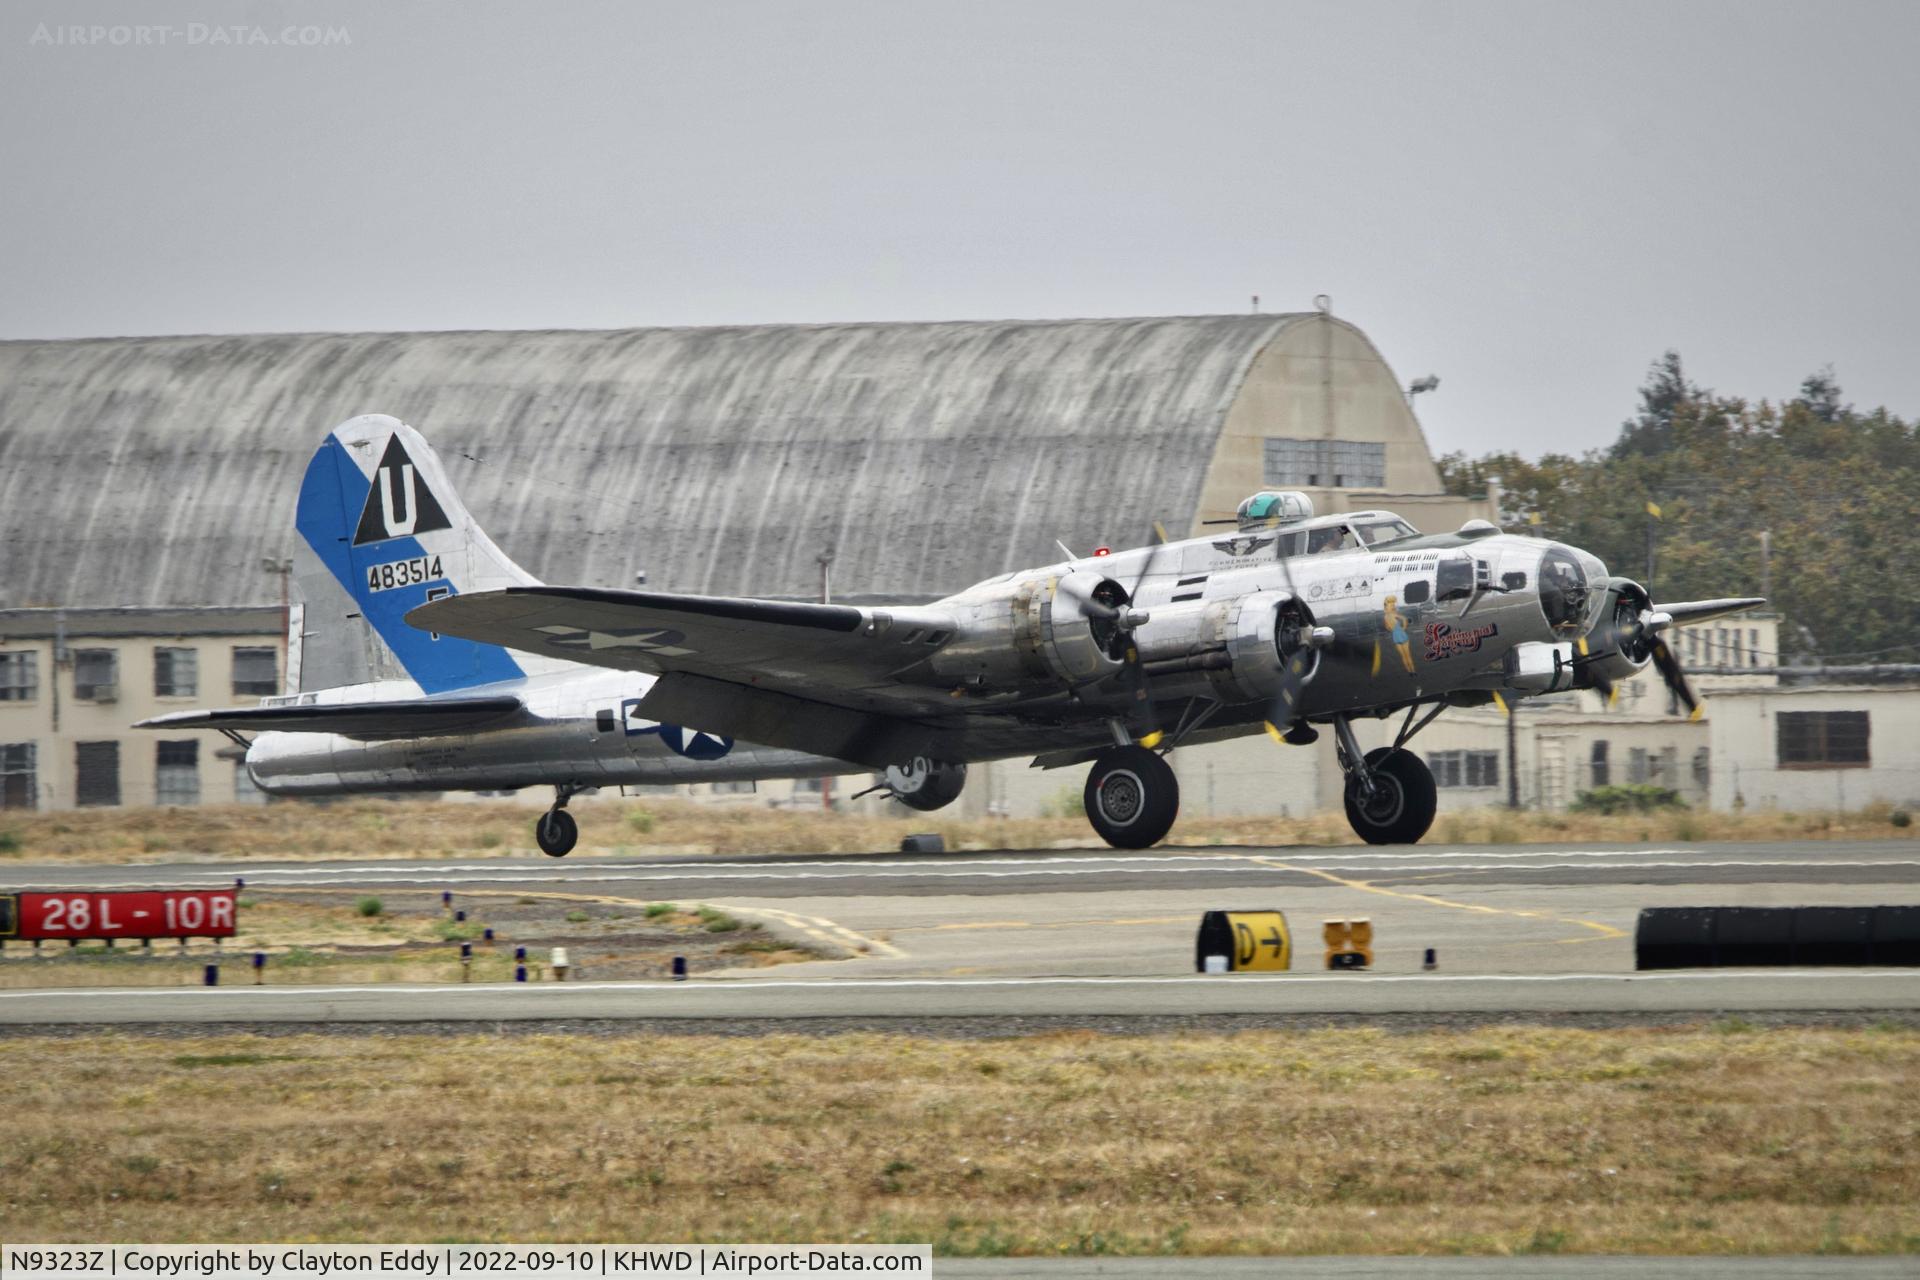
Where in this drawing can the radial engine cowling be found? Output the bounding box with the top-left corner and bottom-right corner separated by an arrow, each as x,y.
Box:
1578,578 -> 1655,690
924,572 -> 1129,690
1206,591 -> 1322,703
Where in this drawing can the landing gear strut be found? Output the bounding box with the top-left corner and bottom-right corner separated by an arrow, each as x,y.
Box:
1332,716 -> 1436,845
536,785 -> 583,857
1084,744 -> 1180,849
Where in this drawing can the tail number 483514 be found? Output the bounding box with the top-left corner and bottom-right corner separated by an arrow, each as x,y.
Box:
367,554 -> 444,593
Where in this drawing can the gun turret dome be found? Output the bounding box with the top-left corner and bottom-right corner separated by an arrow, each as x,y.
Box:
1236,490 -> 1315,529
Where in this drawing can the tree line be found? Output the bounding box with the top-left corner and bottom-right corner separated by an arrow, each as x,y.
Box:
1436,353 -> 1918,663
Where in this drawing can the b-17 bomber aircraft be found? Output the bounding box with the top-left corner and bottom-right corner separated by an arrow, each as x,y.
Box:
398,441 -> 1765,852
146,414 -> 1762,853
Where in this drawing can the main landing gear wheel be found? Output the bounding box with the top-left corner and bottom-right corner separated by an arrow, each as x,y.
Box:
536,808 -> 578,858
1343,747 -> 1437,846
1084,744 -> 1180,849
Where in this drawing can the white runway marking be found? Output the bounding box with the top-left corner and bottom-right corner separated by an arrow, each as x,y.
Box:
86,860 -> 1920,886
4,969 -> 1918,1001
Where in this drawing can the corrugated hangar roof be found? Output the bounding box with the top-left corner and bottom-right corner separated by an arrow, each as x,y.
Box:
0,314 -> 1315,609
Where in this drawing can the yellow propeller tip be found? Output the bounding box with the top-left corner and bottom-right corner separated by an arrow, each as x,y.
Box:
1263,721 -> 1285,744
1689,702 -> 1706,722
1492,691 -> 1510,716
1138,730 -> 1165,749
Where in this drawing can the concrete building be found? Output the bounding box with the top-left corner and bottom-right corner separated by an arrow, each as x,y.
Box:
0,609 -> 281,809
1,307 -> 1496,813
1709,681 -> 1920,813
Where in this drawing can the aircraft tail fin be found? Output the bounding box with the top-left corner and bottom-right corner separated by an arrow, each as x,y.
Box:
293,414 -> 561,694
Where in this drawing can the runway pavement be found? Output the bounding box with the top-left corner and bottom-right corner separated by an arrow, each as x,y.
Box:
3,840 -> 1915,1022
2,968 -> 1917,1024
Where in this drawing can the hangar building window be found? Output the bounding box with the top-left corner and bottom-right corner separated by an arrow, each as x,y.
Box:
73,649 -> 118,702
155,740 -> 200,806
1777,710 -> 1869,768
0,652 -> 37,702
154,647 -> 198,698
1430,750 -> 1500,788
75,740 -> 120,807
231,647 -> 279,697
1263,438 -> 1387,488
1,743 -> 36,810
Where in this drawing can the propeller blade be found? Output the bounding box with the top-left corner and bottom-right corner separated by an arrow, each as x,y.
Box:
1575,633 -> 1618,706
1649,634 -> 1703,720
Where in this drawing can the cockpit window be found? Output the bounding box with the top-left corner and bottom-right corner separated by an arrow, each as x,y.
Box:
1538,547 -> 1590,635
1306,526 -> 1351,554
1354,519 -> 1416,546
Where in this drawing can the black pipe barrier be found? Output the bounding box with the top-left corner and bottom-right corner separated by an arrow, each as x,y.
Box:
1636,905 -> 1920,969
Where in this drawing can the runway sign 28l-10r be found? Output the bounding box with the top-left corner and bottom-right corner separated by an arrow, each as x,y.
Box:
0,890 -> 237,941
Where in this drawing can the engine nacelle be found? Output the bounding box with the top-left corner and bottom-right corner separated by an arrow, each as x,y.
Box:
1578,578 -> 1654,689
1206,591 -> 1321,703
927,572 -> 1128,689
886,757 -> 967,812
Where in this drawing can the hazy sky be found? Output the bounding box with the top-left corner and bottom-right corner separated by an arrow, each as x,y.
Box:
4,0 -> 1915,458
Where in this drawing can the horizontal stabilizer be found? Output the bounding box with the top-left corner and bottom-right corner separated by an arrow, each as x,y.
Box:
1659,597 -> 1768,628
136,695 -> 524,740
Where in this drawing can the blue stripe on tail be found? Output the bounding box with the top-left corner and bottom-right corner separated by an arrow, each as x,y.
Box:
296,436 -> 524,694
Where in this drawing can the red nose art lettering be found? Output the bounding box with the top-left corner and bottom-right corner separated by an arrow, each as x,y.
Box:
1423,620 -> 1499,661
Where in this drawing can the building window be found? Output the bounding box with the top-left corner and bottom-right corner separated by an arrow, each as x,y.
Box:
232,647 -> 279,697
0,652 -> 38,702
1777,710 -> 1870,769
73,649 -> 118,702
155,740 -> 200,806
233,759 -> 268,806
1590,740 -> 1610,788
1692,746 -> 1710,787
1429,750 -> 1500,788
1,743 -> 36,810
1263,438 -> 1387,488
75,740 -> 121,807
154,647 -> 199,698
710,780 -> 756,795
1628,747 -> 1649,784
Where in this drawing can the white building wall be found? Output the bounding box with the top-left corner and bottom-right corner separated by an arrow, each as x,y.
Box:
1710,685 -> 1920,813
0,622 -> 282,811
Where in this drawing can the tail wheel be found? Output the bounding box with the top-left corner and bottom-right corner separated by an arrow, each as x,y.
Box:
536,809 -> 578,858
1343,747 -> 1437,845
1083,745 -> 1180,849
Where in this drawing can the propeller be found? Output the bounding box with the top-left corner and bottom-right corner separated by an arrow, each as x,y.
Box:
1257,520 -> 1334,742
1056,522 -> 1172,744
1580,590 -> 1702,720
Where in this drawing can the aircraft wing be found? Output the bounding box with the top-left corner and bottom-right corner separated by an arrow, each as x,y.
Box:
405,586 -> 990,766
1657,597 -> 1768,628
136,695 -> 525,740
406,587 -> 954,702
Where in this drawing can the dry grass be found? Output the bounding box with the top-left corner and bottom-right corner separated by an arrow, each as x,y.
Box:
0,797 -> 1913,864
0,894 -> 821,987
1,1025 -> 1916,1253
